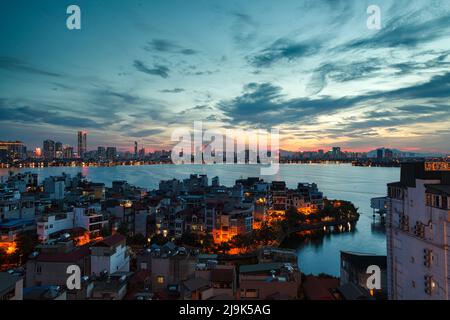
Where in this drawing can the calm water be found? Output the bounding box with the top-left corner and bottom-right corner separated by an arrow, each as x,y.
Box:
0,163 -> 399,276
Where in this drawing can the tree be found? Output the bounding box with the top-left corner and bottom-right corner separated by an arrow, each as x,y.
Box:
127,233 -> 147,246
217,242 -> 231,254
117,222 -> 129,236
150,234 -> 168,246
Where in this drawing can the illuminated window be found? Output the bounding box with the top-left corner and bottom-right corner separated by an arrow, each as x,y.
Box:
156,276 -> 164,284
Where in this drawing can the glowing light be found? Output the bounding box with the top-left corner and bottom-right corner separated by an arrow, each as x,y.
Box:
0,242 -> 17,255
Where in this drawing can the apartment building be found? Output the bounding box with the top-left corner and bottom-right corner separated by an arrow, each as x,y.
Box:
90,234 -> 130,276
386,161 -> 450,300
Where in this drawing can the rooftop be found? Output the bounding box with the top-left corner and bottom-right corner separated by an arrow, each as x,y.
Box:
92,234 -> 126,248
239,262 -> 285,274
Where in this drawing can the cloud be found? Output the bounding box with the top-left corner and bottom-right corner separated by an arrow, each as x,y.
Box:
160,88 -> 185,93
133,60 -> 169,78
344,12 -> 450,50
0,101 -> 104,128
128,128 -> 165,137
0,57 -> 62,77
218,71 -> 450,128
144,39 -> 197,55
247,38 -> 321,68
306,59 -> 383,94
230,11 -> 258,47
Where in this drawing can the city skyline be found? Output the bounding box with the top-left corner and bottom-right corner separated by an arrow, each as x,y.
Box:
1,0 -> 450,153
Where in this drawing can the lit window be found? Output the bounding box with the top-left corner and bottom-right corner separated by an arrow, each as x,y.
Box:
157,276 -> 164,284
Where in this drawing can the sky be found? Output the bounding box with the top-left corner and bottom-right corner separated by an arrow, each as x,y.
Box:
0,0 -> 450,153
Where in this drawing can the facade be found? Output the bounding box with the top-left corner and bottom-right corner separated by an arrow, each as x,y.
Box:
340,251 -> 387,299
43,140 -> 55,160
37,212 -> 75,242
77,131 -> 87,158
0,272 -> 23,300
26,241 -> 91,287
43,176 -> 66,200
0,141 -> 26,161
90,234 -> 130,276
137,243 -> 196,293
386,162 -> 450,300
106,147 -> 117,161
74,206 -> 108,238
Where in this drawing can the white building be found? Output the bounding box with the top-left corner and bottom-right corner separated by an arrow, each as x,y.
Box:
74,205 -> 107,238
37,212 -> 74,242
90,234 -> 130,276
386,162 -> 450,300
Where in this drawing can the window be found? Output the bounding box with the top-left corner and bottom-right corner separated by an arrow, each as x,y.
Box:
156,276 -> 164,284
36,265 -> 42,274
241,289 -> 259,298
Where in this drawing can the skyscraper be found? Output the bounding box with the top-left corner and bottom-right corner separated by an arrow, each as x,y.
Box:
0,141 -> 26,161
55,141 -> 63,159
97,146 -> 106,160
134,141 -> 138,159
77,131 -> 87,158
63,145 -> 74,159
43,140 -> 55,160
106,147 -> 117,161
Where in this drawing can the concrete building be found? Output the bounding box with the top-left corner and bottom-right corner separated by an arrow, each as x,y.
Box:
0,272 -> 23,300
0,141 -> 26,161
136,242 -> 196,293
386,162 -> 450,299
90,234 -> 130,276
43,176 -> 66,200
238,262 -> 301,300
26,240 -> 91,287
340,251 -> 387,299
74,206 -> 107,239
37,212 -> 75,242
77,131 -> 87,158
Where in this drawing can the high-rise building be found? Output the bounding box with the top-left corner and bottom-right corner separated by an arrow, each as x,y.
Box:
386,162 -> 450,300
77,131 -> 87,158
138,148 -> 145,159
106,147 -> 117,161
43,140 -> 55,160
134,141 -> 138,159
377,148 -> 384,160
97,146 -> 106,160
63,146 -> 74,159
55,141 -> 63,159
331,147 -> 342,159
0,141 -> 26,161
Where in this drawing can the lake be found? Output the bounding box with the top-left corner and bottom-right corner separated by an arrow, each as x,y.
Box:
0,163 -> 400,276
